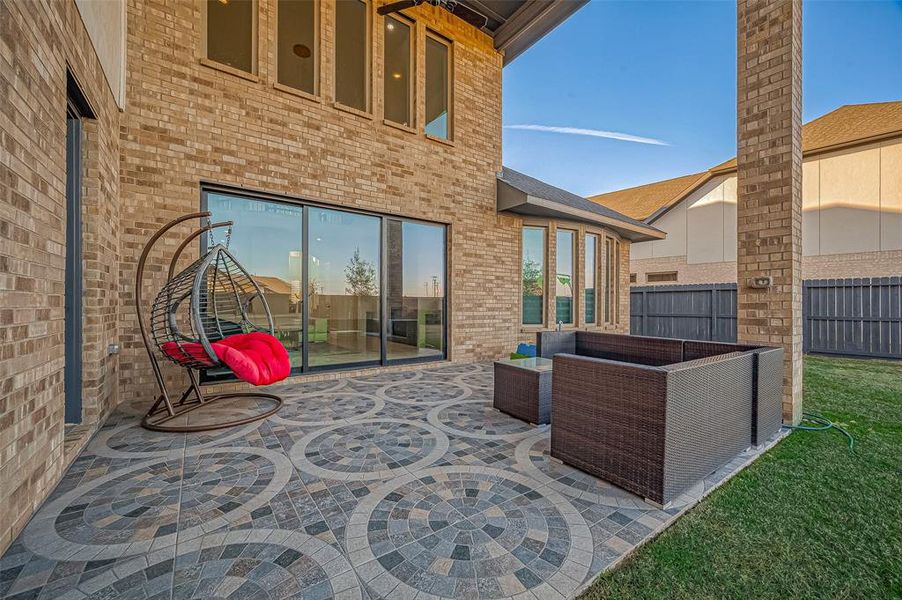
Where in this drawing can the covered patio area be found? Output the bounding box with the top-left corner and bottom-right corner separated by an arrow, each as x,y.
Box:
0,362 -> 783,600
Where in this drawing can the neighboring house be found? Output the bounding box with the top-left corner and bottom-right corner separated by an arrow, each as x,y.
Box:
590,102 -> 902,285
1,0 -> 666,553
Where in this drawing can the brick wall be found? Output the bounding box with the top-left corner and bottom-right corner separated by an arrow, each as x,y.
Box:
736,0 -> 804,423
0,0 -> 121,553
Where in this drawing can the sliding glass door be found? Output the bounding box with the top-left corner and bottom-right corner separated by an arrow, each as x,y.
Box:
307,207 -> 382,368
386,219 -> 445,361
206,193 -> 305,369
203,188 -> 446,377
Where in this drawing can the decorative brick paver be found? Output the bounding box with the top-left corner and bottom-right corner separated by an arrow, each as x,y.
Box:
0,363 -> 784,599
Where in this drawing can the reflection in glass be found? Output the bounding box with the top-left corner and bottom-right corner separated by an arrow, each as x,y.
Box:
585,234 -> 597,324
387,220 -> 445,360
425,35 -> 450,139
522,227 -> 545,325
278,0 -> 316,93
384,16 -> 412,126
207,0 -> 254,73
308,208 -> 381,367
556,230 -> 574,324
335,0 -> 368,111
206,194 -> 304,368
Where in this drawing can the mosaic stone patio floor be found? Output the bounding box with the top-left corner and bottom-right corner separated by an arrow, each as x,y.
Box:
0,362 -> 784,600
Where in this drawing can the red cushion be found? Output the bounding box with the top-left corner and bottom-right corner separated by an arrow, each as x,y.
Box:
161,332 -> 290,386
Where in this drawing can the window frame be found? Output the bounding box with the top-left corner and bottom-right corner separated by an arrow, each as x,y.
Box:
382,13 -> 416,128
584,232 -> 599,325
646,271 -> 678,283
275,0 -> 320,96
333,0 -> 372,114
603,236 -> 621,325
554,228 -> 577,326
424,29 -> 453,141
520,225 -> 548,327
198,182 -> 449,382
203,0 -> 259,76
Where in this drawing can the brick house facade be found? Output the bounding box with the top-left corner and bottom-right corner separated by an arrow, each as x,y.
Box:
1,0 -> 661,554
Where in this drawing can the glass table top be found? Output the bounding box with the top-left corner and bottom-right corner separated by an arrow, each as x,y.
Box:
495,356 -> 554,372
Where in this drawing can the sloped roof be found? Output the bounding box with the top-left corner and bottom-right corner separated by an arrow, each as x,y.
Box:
590,101 -> 902,222
584,172 -> 708,221
496,167 -> 665,242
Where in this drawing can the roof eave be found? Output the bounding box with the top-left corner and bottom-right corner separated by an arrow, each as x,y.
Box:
498,181 -> 665,242
495,0 -> 589,65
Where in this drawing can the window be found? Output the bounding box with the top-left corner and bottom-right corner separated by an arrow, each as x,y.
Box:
555,230 -> 575,325
383,16 -> 413,126
647,271 -> 678,283
204,188 -> 448,379
277,0 -> 317,93
206,0 -> 255,73
630,273 -> 637,284
425,33 -> 451,139
387,220 -> 446,361
335,0 -> 369,111
308,208 -> 382,367
585,234 -> 598,324
206,194 -> 305,370
604,237 -> 620,324
522,227 -> 545,325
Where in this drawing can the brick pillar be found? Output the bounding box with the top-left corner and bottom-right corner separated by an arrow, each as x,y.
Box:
736,0 -> 803,424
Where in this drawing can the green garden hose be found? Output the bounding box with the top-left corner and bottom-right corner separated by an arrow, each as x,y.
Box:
784,412 -> 856,452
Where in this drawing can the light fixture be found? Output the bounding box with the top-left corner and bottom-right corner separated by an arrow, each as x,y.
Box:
386,21 -> 395,31
292,44 -> 311,58
218,0 -> 229,5
392,72 -> 402,79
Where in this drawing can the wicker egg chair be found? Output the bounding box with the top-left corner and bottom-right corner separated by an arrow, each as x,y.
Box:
136,211 -> 286,432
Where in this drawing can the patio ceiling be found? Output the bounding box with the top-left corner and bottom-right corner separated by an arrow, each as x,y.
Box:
458,0 -> 589,64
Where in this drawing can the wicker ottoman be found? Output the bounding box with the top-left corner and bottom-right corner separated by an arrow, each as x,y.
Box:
493,357 -> 553,425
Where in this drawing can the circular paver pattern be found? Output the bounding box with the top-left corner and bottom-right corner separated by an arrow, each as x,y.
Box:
377,380 -> 472,405
290,418 -> 449,481
427,400 -> 541,441
514,436 -> 698,510
454,369 -> 494,390
53,529 -> 359,600
268,377 -> 349,396
270,390 -> 385,427
346,466 -> 591,599
421,363 -> 486,377
346,370 -> 423,387
89,421 -> 261,459
23,447 -> 293,560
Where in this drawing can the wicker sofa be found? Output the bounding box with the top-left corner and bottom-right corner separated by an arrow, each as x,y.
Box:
537,331 -> 782,506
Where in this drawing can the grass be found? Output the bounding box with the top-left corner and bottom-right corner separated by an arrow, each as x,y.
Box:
581,355 -> 902,600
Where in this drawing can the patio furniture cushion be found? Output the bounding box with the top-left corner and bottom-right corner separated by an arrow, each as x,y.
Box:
161,332 -> 290,386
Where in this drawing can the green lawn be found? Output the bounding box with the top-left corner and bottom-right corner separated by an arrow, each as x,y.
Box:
581,355 -> 902,600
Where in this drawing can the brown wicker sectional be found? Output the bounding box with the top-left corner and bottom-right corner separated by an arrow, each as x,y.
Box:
538,331 -> 783,506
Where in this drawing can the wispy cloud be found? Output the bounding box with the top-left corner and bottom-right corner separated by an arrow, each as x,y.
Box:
504,124 -> 669,146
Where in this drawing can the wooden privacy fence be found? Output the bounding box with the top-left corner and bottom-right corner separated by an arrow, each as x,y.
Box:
630,278 -> 902,359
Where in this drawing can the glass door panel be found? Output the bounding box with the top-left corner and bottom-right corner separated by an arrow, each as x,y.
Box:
206,193 -> 305,369
386,220 -> 445,361
308,207 -> 381,367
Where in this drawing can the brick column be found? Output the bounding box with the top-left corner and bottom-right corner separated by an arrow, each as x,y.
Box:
736,0 -> 803,424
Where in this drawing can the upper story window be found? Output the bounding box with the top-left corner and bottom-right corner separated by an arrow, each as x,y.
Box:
604,237 -> 620,325
335,0 -> 369,111
555,229 -> 575,325
277,0 -> 317,94
383,15 -> 414,127
522,227 -> 546,325
425,32 -> 451,140
206,0 -> 256,73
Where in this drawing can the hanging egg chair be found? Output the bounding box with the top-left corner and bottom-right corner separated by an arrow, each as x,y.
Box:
136,211 -> 286,432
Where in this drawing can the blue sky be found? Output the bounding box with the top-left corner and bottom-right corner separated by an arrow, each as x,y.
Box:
502,0 -> 902,197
